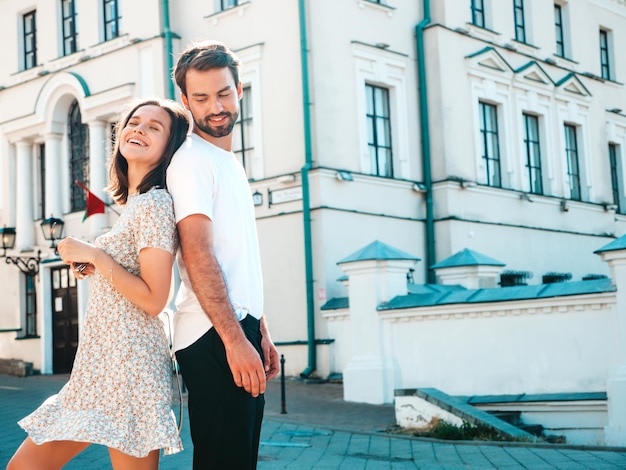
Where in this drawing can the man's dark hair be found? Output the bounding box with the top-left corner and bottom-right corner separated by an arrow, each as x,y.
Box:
173,40 -> 241,96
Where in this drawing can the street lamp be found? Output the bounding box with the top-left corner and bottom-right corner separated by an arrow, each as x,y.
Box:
40,215 -> 65,254
0,216 -> 65,276
1,225 -> 42,276
0,226 -> 16,257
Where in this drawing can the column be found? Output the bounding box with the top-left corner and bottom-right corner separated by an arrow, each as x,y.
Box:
338,241 -> 418,404
88,120 -> 108,236
44,133 -> 64,220
15,140 -> 35,250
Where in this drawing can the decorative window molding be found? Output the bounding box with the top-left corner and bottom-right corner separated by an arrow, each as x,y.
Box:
236,43 -> 264,181
206,0 -> 250,24
466,46 -> 591,198
352,42 -> 409,179
356,0 -> 395,17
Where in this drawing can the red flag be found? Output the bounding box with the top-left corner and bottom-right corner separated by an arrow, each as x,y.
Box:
75,180 -> 106,221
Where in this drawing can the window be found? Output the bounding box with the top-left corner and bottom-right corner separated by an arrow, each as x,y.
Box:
523,114 -> 542,194
564,124 -> 581,200
233,86 -> 253,176
600,29 -> 612,80
219,0 -> 239,11
609,143 -> 621,212
25,274 -> 37,337
554,4 -> 566,57
38,144 -> 46,219
479,102 -> 501,187
366,84 -> 393,177
471,0 -> 485,28
513,0 -> 526,43
61,0 -> 78,55
23,10 -> 37,70
68,101 -> 90,212
103,0 -> 120,41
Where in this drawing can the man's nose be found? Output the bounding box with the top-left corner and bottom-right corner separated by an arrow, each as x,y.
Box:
207,97 -> 224,115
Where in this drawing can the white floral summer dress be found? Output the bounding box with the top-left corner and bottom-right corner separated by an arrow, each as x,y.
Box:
18,188 -> 182,457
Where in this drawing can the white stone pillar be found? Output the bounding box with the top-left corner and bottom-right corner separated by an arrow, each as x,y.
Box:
597,242 -> 626,446
338,242 -> 417,404
88,120 -> 108,236
15,140 -> 35,250
44,133 -> 64,220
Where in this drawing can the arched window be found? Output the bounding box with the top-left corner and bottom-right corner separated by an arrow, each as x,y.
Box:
68,100 -> 90,212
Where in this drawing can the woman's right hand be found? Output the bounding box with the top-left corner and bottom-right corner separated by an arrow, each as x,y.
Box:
57,237 -> 98,278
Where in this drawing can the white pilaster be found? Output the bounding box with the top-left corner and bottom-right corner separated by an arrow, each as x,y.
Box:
88,120 -> 108,236
44,133 -> 64,220
339,257 -> 415,405
15,140 -> 35,250
598,249 -> 626,446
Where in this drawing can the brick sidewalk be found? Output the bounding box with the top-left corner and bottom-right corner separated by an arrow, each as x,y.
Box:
2,374 -> 626,469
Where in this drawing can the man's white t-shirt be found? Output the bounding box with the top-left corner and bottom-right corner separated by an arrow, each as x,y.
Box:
166,133 -> 264,353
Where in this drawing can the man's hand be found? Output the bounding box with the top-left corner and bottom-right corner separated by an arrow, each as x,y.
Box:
262,335 -> 280,380
225,338 -> 266,397
260,315 -> 280,380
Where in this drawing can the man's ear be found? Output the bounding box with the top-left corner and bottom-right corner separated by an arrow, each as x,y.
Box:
237,82 -> 243,101
181,92 -> 190,110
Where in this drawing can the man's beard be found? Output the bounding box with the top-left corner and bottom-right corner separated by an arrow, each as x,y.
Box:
194,111 -> 239,138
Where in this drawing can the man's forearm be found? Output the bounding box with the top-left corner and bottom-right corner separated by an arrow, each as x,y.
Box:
182,248 -> 247,346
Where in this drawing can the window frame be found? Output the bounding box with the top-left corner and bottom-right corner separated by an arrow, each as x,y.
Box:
24,274 -> 38,337
23,10 -> 37,70
38,143 -> 46,220
564,123 -> 581,201
554,4 -> 566,58
219,0 -> 239,11
599,29 -> 612,81
366,83 -> 394,178
68,101 -> 90,212
513,0 -> 526,43
479,101 -> 502,188
103,0 -> 120,41
233,86 -> 254,177
523,113 -> 543,194
471,0 -> 486,28
609,143 -> 621,212
61,0 -> 78,56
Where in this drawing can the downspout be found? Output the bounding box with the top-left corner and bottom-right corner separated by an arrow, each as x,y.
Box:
416,0 -> 436,283
162,0 -> 180,315
298,0 -> 317,377
162,0 -> 175,100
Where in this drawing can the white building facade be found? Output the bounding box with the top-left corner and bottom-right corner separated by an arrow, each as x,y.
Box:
1,0 -> 625,404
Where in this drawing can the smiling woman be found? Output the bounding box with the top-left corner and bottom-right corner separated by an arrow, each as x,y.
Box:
7,98 -> 189,470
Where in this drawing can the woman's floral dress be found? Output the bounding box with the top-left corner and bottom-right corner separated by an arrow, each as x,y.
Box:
18,188 -> 182,457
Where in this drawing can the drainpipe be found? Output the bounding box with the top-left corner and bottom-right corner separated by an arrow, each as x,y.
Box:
162,0 -> 175,100
416,0 -> 436,283
298,0 -> 317,377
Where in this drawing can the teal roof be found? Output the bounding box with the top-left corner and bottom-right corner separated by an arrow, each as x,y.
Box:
595,235 -> 626,254
320,297 -> 349,310
431,248 -> 505,269
378,278 -> 614,311
337,240 -> 420,264
407,284 -> 466,295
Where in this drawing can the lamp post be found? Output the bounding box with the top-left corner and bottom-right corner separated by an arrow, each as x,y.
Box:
0,216 -> 65,276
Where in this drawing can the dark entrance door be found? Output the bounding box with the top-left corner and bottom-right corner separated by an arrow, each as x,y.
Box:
51,266 -> 79,373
